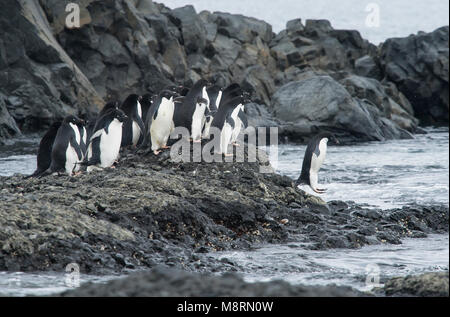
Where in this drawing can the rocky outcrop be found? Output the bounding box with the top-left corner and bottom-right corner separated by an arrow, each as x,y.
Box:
0,145 -> 448,274
271,76 -> 415,142
382,272 -> 449,297
0,0 -> 448,143
60,266 -> 366,297
0,0 -> 102,137
379,27 -> 449,124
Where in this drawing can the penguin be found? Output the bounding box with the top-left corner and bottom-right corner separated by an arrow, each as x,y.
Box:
28,121 -> 62,178
76,121 -> 88,159
99,101 -> 120,118
230,104 -> 249,146
87,101 -> 120,142
47,115 -> 85,176
202,85 -> 223,139
140,93 -> 155,126
295,133 -> 339,194
173,79 -> 210,142
211,95 -> 245,156
120,94 -> 145,147
142,90 -> 177,155
84,108 -> 127,172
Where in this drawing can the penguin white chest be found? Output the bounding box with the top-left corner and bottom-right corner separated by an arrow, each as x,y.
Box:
151,98 -> 174,150
65,143 -> 79,175
100,119 -> 123,167
309,138 -> 328,190
131,101 -> 143,146
70,123 -> 81,147
191,103 -> 207,141
231,104 -> 244,143
310,138 -> 328,174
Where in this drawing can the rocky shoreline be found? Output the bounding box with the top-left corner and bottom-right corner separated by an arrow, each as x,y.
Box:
1,0 -> 449,144
0,0 -> 449,297
0,144 -> 448,296
58,267 -> 448,297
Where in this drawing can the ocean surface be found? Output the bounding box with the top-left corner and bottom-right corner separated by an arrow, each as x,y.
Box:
272,127 -> 449,209
0,128 -> 448,295
158,0 -> 449,44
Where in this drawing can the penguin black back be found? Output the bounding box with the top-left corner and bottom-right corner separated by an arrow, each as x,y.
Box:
28,121 -> 62,178
296,132 -> 338,187
173,79 -> 209,131
120,94 -> 145,147
211,95 -> 245,130
49,115 -> 84,175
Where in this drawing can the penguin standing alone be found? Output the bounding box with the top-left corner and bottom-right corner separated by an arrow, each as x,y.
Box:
295,133 -> 339,194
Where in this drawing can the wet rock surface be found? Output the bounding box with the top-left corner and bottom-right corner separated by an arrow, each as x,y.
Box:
59,266 -> 367,297
380,272 -> 449,297
0,145 -> 448,275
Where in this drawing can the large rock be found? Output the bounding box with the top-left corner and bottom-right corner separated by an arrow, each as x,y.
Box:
171,5 -> 207,55
0,95 -> 21,140
56,0 -> 173,100
379,27 -> 449,124
383,272 -> 449,297
270,19 -> 377,74
214,12 -> 273,44
0,0 -> 102,135
271,76 -> 413,142
60,266 -> 365,297
339,74 -> 419,131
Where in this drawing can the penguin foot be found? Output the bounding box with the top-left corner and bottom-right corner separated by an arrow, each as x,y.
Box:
162,145 -> 171,149
313,188 -> 327,194
223,153 -> 234,157
232,142 -> 241,147
193,140 -> 202,144
153,150 -> 161,156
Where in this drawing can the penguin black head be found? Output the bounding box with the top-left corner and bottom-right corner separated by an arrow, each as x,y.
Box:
160,90 -> 174,101
193,79 -> 209,89
316,132 -> 339,145
111,108 -> 128,123
101,101 -> 119,112
64,115 -> 85,126
121,94 -> 140,107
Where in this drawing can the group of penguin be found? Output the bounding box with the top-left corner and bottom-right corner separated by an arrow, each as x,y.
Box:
30,80 -> 250,178
30,78 -> 340,195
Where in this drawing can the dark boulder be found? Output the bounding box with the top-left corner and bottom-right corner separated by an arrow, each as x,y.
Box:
171,5 -> 207,55
379,26 -> 449,124
382,272 -> 449,297
271,76 -> 414,142
0,0 -> 102,135
214,12 -> 273,44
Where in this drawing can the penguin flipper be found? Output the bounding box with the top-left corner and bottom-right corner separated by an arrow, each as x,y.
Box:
136,116 -> 146,142
313,143 -> 321,157
70,137 -> 83,161
238,109 -> 248,128
227,116 -> 236,129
